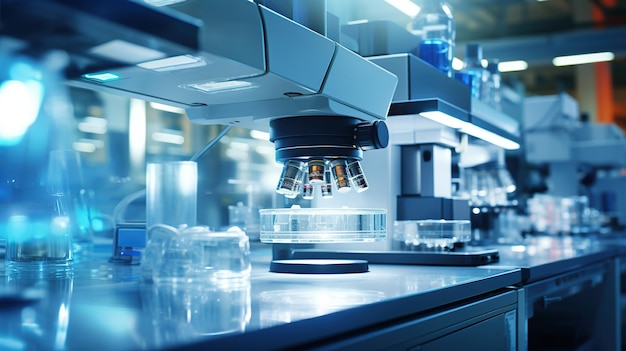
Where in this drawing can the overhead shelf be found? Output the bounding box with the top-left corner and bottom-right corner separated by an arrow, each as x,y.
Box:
369,53 -> 521,150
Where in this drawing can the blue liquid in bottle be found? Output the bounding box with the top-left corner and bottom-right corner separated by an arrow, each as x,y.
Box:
419,39 -> 451,75
410,1 -> 455,78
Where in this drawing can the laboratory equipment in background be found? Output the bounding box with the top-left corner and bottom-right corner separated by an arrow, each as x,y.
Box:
409,0 -> 455,77
457,146 -> 521,245
0,45 -> 90,277
526,194 -> 601,235
455,43 -> 485,100
266,15 -> 523,265
482,59 -> 502,112
523,93 -> 626,234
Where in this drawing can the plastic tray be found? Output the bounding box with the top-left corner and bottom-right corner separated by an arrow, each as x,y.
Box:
259,207 -> 386,243
394,219 -> 471,250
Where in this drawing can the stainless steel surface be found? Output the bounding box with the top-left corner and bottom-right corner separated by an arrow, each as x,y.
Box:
489,236 -> 616,283
0,241 -> 520,351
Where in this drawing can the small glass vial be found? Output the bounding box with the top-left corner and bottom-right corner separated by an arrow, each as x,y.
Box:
329,159 -> 351,193
321,170 -> 334,198
346,160 -> 368,193
307,159 -> 325,184
276,160 -> 305,197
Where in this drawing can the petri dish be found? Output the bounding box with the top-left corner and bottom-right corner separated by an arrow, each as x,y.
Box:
259,207 -> 386,243
394,219 -> 471,251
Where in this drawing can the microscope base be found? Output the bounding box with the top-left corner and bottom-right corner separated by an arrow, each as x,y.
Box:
284,248 -> 499,266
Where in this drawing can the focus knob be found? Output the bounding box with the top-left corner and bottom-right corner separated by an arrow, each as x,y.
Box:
355,121 -> 389,150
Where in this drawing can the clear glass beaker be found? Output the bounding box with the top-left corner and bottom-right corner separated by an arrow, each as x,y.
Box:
143,161 -> 198,281
5,190 -> 74,277
48,149 -> 94,251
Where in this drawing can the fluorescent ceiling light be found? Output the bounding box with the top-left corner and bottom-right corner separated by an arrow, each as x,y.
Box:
149,102 -> 185,114
138,55 -> 206,72
72,141 -> 96,153
498,60 -> 528,72
250,130 -> 270,141
460,122 -> 520,150
384,0 -> 420,17
152,131 -> 185,145
419,111 -> 466,129
552,52 -> 614,66
89,39 -> 165,64
78,117 -> 108,134
73,138 -> 104,153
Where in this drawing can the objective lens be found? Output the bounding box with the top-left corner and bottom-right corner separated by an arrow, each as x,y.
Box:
329,160 -> 351,193
307,159 -> 325,184
321,170 -> 333,198
346,160 -> 368,193
276,160 -> 305,197
302,181 -> 314,200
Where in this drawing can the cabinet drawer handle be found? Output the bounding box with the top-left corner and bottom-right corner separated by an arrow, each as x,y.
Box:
543,295 -> 562,308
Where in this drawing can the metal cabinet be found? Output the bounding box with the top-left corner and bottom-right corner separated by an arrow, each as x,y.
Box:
520,259 -> 620,351
310,290 -> 518,351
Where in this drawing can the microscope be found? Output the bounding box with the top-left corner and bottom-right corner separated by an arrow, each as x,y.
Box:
277,50 -> 521,266
524,93 -> 626,234
0,0 -> 397,271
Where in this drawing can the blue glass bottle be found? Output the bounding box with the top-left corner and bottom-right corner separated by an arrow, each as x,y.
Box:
411,1 -> 455,77
457,43 -> 484,99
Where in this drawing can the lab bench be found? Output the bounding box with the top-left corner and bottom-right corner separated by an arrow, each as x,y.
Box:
1,236 -> 625,351
490,236 -> 620,350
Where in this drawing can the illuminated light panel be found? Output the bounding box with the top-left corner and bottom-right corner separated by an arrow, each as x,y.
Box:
151,131 -> 184,145
384,0 -> 421,17
552,52 -> 614,66
138,55 -> 206,72
460,122 -> 520,150
419,111 -> 466,129
149,102 -> 185,114
185,80 -> 254,94
498,60 -> 528,72
83,72 -> 120,82
250,130 -> 270,141
89,39 -> 165,64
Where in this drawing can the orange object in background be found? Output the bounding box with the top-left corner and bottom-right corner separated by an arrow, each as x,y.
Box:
592,0 -> 617,124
